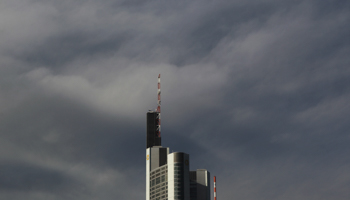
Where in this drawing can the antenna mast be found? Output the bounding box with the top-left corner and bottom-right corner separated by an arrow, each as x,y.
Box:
156,74 -> 161,137
157,74 -> 161,113
214,176 -> 217,200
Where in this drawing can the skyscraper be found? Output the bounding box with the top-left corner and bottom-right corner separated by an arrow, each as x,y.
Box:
146,75 -> 211,200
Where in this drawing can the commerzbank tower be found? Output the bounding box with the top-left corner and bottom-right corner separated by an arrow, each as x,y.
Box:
146,74 -> 211,200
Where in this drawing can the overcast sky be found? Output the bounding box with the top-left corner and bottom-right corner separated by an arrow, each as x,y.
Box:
1,0 -> 350,199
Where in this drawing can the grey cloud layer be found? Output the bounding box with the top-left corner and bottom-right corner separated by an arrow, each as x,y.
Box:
1,0 -> 350,199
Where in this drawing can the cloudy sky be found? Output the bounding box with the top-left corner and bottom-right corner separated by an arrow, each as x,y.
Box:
1,0 -> 350,199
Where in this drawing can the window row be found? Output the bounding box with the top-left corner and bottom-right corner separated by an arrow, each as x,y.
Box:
150,186 -> 168,194
150,166 -> 168,175
150,175 -> 168,187
151,170 -> 168,179
150,196 -> 167,200
150,183 -> 167,191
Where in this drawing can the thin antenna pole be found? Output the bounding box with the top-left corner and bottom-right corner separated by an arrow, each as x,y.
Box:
157,74 -> 161,113
156,74 -> 161,137
214,176 -> 217,200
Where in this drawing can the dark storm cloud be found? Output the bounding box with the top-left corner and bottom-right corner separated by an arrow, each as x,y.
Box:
0,86 -> 143,170
0,162 -> 75,192
1,0 -> 350,199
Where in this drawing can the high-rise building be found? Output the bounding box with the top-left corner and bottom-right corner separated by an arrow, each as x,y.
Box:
146,75 -> 211,200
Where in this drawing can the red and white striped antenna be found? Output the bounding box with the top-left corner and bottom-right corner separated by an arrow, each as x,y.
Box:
156,74 -> 161,137
157,74 -> 161,113
214,176 -> 217,200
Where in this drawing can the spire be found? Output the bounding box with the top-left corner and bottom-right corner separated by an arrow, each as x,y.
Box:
156,74 -> 161,137
214,176 -> 217,200
157,74 -> 161,112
